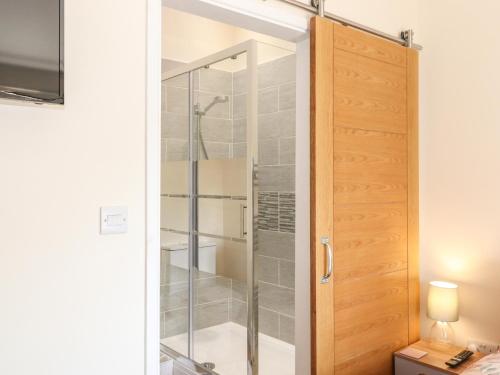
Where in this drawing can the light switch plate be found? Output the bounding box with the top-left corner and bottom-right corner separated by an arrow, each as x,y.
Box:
100,206 -> 128,234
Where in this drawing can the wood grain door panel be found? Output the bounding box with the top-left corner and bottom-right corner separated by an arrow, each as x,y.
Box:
311,17 -> 419,375
310,16 -> 335,375
334,271 -> 409,362
333,202 -> 408,282
335,336 -> 409,375
333,24 -> 407,66
334,49 -> 407,134
334,126 -> 408,204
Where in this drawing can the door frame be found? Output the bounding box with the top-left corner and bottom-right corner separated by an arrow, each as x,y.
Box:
146,2 -> 311,375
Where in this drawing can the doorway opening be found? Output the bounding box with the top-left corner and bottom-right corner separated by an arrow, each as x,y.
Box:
160,7 -> 299,375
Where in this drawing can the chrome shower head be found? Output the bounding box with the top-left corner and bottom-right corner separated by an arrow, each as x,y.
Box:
196,95 -> 229,115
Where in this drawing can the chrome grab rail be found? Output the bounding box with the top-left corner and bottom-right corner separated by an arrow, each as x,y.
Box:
240,204 -> 248,238
320,236 -> 333,284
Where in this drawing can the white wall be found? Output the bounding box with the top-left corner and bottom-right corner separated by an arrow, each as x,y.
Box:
162,7 -> 295,66
419,0 -> 500,346
0,1 -> 148,374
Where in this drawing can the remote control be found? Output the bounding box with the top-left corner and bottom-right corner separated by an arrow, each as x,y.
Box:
445,350 -> 474,368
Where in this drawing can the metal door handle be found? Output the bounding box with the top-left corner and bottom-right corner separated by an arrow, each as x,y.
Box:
320,236 -> 333,284
240,204 -> 247,238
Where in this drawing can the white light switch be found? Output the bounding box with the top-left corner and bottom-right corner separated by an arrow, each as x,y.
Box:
100,206 -> 128,234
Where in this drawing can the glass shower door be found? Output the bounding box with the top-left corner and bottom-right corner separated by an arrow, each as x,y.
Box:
192,52 -> 251,374
161,40 -> 298,375
160,71 -> 191,357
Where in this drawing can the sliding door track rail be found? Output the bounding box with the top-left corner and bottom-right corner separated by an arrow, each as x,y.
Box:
278,0 -> 422,50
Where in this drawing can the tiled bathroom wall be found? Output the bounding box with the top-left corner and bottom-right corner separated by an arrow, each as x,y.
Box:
162,65 -> 233,161
230,54 -> 296,345
160,53 -> 296,345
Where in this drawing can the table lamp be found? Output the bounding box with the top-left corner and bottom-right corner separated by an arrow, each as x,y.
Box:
427,281 -> 459,343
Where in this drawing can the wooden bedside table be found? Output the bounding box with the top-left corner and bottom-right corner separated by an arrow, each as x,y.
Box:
394,340 -> 485,375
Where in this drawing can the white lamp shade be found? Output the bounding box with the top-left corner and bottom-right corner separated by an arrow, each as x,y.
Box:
427,281 -> 459,322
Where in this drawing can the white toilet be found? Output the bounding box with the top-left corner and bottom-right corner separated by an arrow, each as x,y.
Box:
163,241 -> 216,274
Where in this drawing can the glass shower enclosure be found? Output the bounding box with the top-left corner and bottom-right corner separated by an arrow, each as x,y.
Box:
160,40 -> 296,375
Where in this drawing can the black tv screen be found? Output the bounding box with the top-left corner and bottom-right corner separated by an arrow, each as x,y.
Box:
0,0 -> 64,104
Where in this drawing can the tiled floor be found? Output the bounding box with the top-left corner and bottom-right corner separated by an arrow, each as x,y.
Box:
161,322 -> 295,375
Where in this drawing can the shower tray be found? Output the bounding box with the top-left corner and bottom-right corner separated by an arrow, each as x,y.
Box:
161,344 -> 219,375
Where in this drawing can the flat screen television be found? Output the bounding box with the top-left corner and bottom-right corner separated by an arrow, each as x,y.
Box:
0,0 -> 64,104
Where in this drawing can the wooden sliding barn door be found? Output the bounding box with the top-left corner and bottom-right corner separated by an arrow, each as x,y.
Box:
310,16 -> 419,375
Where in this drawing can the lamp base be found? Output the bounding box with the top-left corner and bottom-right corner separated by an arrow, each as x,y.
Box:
430,321 -> 455,344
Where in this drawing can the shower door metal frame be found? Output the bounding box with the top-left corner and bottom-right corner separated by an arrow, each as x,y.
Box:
164,40 -> 259,375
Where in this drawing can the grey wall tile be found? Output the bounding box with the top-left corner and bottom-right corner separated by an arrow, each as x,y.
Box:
200,68 -> 232,95
161,251 -> 167,286
165,265 -> 212,285
202,142 -> 231,160
198,117 -> 232,143
162,83 -> 167,112
259,110 -> 295,139
232,143 -> 246,159
166,87 -> 189,114
163,58 -> 199,88
162,58 -> 185,73
259,138 -> 279,165
160,312 -> 165,339
196,276 -> 231,304
279,315 -> 295,345
162,112 -> 189,140
258,192 -> 278,231
233,118 -> 246,143
164,308 -> 188,337
194,269 -> 214,280
279,192 -> 295,233
279,110 -> 296,137
230,299 -> 247,326
165,265 -> 189,284
259,165 -> 295,191
231,279 -> 247,302
258,113 -> 280,140
166,139 -> 188,161
195,300 -> 229,330
279,83 -> 296,110
259,307 -> 280,339
258,87 -> 279,115
259,281 -> 295,316
279,137 -> 295,165
164,73 -> 191,90
233,70 -> 247,95
161,283 -> 189,312
258,230 -> 294,261
279,260 -> 295,288
256,255 -> 279,284
161,138 -> 167,163
233,94 -> 246,119
258,54 -> 296,89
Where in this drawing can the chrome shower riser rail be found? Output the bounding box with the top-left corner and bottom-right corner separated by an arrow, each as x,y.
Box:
278,0 -> 422,50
